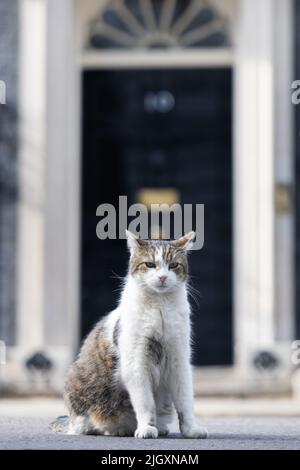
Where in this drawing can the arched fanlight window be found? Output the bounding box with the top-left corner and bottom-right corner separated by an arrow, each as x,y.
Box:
88,0 -> 231,50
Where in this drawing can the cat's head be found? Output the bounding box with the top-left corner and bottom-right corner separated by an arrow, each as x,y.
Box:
126,230 -> 195,294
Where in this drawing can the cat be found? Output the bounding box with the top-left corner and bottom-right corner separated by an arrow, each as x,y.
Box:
50,230 -> 207,439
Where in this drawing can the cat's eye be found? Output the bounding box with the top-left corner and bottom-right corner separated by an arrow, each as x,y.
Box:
145,262 -> 156,268
169,262 -> 179,269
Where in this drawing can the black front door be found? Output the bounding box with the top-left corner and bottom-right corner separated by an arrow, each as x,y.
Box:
81,68 -> 233,366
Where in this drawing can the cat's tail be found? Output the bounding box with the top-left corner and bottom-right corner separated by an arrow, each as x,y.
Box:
49,415 -> 70,433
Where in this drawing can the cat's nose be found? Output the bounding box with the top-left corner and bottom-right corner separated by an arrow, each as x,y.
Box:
159,275 -> 168,284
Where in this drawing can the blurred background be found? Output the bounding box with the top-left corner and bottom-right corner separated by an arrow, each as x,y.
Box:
0,0 -> 300,407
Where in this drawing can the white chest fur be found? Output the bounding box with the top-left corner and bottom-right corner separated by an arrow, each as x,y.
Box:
119,277 -> 190,341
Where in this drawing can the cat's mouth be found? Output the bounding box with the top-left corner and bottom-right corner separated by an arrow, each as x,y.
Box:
155,284 -> 170,291
146,281 -> 174,293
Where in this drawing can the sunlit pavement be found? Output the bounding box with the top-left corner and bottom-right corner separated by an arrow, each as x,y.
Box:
0,416 -> 300,450
1,398 -> 300,449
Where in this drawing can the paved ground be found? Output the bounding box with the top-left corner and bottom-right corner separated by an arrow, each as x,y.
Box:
0,416 -> 300,450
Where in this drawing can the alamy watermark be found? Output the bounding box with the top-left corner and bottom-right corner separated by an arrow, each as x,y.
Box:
291,340 -> 300,366
0,80 -> 6,105
0,340 -> 6,365
96,196 -> 204,250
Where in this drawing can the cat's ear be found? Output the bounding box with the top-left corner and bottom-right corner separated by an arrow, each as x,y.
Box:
126,230 -> 148,251
172,231 -> 195,251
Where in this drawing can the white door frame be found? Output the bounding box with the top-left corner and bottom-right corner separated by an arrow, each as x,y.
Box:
13,0 -> 293,392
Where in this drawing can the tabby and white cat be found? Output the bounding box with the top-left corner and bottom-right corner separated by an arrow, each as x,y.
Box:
50,230 -> 207,439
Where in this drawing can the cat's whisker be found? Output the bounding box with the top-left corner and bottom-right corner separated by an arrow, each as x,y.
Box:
188,293 -> 201,308
187,288 -> 202,302
187,292 -> 200,308
111,270 -> 126,281
186,282 -> 202,308
187,282 -> 202,297
112,287 -> 124,295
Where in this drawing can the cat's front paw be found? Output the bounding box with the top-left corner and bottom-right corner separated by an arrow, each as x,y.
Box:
135,425 -> 158,439
181,424 -> 208,439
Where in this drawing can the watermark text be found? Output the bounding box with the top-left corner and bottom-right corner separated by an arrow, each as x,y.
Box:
96,196 -> 204,250
0,80 -> 6,105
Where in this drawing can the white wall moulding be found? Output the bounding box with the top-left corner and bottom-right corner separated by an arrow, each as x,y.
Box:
17,0 -> 46,353
234,0 -> 276,374
80,49 -> 233,68
44,0 -> 80,355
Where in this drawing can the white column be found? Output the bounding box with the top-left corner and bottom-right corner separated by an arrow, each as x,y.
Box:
17,0 -> 46,354
234,0 -> 275,370
273,0 -> 294,342
44,0 -> 80,363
